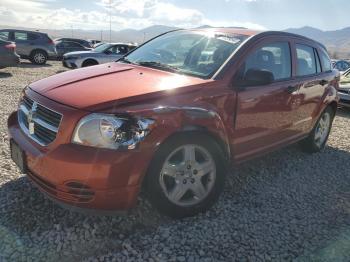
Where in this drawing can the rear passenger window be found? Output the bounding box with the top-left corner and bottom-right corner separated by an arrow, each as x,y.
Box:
28,33 -> 39,41
14,32 -> 28,41
243,42 -> 291,81
320,51 -> 332,72
296,44 -> 317,76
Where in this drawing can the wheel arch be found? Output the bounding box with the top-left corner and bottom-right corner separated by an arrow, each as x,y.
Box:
82,58 -> 99,67
29,48 -> 48,58
138,107 -> 232,190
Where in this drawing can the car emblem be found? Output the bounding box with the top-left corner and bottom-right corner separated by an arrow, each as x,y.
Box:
27,102 -> 38,135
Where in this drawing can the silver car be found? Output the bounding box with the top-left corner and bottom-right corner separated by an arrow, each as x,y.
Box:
62,43 -> 137,68
0,29 -> 57,65
339,68 -> 350,108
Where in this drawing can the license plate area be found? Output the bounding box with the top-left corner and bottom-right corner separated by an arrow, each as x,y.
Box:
10,140 -> 27,174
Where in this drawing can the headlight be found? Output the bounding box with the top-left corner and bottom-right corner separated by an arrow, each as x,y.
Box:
72,114 -> 155,150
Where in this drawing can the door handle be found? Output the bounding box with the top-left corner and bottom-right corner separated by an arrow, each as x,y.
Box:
286,85 -> 298,93
320,80 -> 328,86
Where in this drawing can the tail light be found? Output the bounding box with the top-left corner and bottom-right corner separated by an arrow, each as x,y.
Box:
48,39 -> 55,45
5,43 -> 16,52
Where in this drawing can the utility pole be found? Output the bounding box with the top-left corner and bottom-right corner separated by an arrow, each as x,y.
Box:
109,0 -> 112,43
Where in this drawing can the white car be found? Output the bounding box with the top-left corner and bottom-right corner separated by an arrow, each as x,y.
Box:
62,43 -> 137,69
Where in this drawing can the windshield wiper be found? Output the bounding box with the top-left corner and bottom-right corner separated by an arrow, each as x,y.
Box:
118,57 -> 135,64
137,61 -> 180,73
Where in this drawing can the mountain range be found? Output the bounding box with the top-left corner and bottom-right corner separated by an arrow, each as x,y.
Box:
1,24 -> 349,58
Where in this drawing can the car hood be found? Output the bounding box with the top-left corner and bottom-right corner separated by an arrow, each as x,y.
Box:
29,62 -> 210,110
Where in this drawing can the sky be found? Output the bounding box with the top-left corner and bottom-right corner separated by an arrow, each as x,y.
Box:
0,0 -> 349,31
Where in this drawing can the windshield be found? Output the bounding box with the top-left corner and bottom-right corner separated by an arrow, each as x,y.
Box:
94,43 -> 111,52
124,30 -> 248,78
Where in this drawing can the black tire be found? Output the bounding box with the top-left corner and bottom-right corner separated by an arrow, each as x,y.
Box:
300,106 -> 335,153
82,59 -> 98,67
144,132 -> 227,218
30,50 -> 47,65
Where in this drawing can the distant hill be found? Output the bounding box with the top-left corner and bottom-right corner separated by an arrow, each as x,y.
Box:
285,26 -> 350,59
1,24 -> 349,58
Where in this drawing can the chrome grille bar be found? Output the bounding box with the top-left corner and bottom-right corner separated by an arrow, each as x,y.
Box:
18,96 -> 62,146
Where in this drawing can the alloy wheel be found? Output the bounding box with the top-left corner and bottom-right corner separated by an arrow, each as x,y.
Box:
34,53 -> 46,64
314,111 -> 331,147
159,144 -> 216,207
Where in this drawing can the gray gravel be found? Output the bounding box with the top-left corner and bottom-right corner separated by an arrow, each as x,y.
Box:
0,61 -> 350,261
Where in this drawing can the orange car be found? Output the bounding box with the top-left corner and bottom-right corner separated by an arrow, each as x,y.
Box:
8,28 -> 339,217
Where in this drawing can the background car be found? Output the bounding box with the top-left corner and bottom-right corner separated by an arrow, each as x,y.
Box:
333,59 -> 350,73
88,39 -> 101,46
0,29 -> 57,65
62,42 -> 137,68
55,40 -> 92,59
54,38 -> 92,48
0,39 -> 20,69
338,68 -> 350,108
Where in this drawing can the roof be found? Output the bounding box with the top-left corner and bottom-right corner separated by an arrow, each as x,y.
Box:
192,27 -> 262,37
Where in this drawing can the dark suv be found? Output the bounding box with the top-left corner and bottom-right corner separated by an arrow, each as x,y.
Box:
0,29 -> 57,65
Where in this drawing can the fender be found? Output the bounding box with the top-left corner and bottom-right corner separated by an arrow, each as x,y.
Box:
124,104 -> 232,161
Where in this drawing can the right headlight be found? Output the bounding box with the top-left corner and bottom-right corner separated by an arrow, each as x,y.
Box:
72,113 -> 155,150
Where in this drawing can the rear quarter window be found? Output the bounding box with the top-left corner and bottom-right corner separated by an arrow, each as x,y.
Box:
319,49 -> 332,72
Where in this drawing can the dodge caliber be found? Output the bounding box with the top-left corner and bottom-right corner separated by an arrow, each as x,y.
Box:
8,28 -> 339,217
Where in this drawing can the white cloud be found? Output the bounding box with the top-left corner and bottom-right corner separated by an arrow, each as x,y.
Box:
0,0 -> 265,30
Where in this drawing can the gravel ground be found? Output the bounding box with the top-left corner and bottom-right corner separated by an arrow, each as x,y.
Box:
0,61 -> 350,261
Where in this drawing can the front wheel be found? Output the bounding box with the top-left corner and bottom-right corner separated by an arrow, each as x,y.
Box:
300,107 -> 335,153
145,133 -> 227,218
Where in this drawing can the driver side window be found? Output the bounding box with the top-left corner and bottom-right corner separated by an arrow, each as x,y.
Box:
241,42 -> 292,82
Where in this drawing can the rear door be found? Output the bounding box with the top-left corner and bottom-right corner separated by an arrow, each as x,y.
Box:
12,31 -> 30,56
233,39 -> 302,159
289,42 -> 331,133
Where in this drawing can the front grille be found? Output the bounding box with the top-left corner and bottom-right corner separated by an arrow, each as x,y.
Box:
18,96 -> 62,146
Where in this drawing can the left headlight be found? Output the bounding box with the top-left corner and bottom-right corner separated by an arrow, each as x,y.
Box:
72,113 -> 155,150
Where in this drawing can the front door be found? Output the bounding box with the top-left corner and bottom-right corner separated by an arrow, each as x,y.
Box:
233,41 -> 301,160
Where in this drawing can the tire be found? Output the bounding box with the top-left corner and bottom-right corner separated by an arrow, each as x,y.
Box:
30,50 -> 47,65
145,133 -> 227,218
300,106 -> 335,153
82,59 -> 98,67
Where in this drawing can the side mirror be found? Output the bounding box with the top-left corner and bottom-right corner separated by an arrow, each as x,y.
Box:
241,69 -> 274,87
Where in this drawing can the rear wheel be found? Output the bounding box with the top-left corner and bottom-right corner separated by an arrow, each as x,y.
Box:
145,133 -> 227,218
300,107 -> 335,153
30,50 -> 47,65
82,59 -> 98,67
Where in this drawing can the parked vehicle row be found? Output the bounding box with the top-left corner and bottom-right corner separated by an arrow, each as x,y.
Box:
0,28 -> 131,66
0,29 -> 57,65
8,28 -> 339,218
